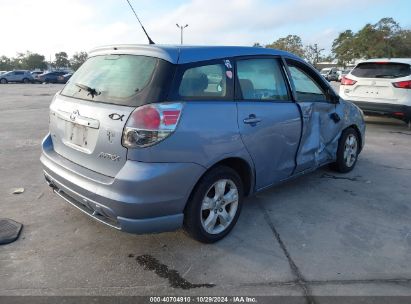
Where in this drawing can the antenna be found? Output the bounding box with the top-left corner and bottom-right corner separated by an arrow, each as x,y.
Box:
125,0 -> 155,45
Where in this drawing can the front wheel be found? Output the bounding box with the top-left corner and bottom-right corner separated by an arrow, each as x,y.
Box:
0,78 -> 7,84
332,127 -> 360,173
184,166 -> 244,243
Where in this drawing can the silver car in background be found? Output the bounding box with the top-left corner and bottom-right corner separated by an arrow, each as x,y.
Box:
0,70 -> 34,84
41,45 -> 365,243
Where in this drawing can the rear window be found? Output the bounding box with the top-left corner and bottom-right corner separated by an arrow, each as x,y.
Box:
351,62 -> 411,79
61,55 -> 160,106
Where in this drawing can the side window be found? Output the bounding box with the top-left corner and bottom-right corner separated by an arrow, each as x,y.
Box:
178,63 -> 227,98
15,71 -> 23,75
287,64 -> 326,102
236,58 -> 289,101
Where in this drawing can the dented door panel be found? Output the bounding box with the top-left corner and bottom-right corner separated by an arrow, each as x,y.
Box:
295,102 -> 342,172
284,57 -> 366,175
294,99 -> 365,173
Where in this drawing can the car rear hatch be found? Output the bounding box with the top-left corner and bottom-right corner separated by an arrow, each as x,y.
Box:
48,53 -> 174,177
343,61 -> 411,104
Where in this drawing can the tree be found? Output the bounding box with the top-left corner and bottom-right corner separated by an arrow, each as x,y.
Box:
70,52 -> 88,71
11,52 -> 26,69
332,17 -> 411,65
0,56 -> 13,70
54,52 -> 69,69
266,35 -> 305,57
305,44 -> 325,65
393,29 -> 411,57
253,42 -> 262,47
332,30 -> 356,66
24,52 -> 47,70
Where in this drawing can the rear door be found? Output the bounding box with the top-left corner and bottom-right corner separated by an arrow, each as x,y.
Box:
285,59 -> 342,172
15,71 -> 24,81
49,54 -> 163,177
235,57 -> 301,189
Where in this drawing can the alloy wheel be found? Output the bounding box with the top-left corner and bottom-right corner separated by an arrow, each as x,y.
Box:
344,134 -> 358,167
200,179 -> 239,235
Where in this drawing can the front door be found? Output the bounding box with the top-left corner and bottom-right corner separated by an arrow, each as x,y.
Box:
285,59 -> 343,172
235,57 -> 301,190
9,72 -> 18,81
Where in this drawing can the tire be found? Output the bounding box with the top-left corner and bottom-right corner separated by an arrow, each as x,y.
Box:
0,78 -> 7,84
22,78 -> 29,84
184,166 -> 244,243
332,127 -> 360,173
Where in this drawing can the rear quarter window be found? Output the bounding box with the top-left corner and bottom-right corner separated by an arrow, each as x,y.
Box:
170,60 -> 234,101
351,62 -> 411,78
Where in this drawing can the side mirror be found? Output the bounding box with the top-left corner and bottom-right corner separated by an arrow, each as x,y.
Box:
326,88 -> 340,104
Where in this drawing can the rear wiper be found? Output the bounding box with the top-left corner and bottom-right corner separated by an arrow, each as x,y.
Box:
75,83 -> 101,98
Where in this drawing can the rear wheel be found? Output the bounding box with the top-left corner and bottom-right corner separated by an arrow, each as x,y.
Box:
22,78 -> 29,84
0,78 -> 7,84
184,166 -> 243,243
332,127 -> 360,173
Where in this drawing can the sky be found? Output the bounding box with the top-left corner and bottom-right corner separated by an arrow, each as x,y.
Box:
1,0 -> 410,59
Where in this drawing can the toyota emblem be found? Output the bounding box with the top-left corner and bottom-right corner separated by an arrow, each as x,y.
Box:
70,110 -> 79,121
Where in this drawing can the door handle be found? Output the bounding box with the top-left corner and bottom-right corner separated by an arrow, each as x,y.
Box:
329,112 -> 341,123
243,114 -> 262,125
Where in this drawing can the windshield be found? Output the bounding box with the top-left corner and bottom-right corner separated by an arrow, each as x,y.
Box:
61,54 -> 158,106
351,62 -> 411,78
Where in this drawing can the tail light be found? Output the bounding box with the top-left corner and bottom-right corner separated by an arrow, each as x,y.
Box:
122,103 -> 183,148
341,76 -> 357,86
393,112 -> 405,117
392,80 -> 411,89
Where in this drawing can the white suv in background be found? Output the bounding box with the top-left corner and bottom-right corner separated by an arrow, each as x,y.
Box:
339,58 -> 411,125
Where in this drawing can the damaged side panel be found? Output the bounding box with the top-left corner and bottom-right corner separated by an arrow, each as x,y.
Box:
294,99 -> 365,174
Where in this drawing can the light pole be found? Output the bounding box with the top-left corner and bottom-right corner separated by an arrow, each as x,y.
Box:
176,23 -> 188,45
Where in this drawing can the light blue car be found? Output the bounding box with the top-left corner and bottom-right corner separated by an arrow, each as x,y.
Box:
41,45 -> 365,243
0,70 -> 34,84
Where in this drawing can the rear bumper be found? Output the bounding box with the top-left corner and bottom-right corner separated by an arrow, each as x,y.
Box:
349,100 -> 411,121
40,134 -> 205,234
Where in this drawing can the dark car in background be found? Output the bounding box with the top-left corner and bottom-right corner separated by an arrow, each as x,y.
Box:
31,71 -> 44,82
320,67 -> 339,82
57,73 -> 73,84
0,70 -> 34,84
38,71 -> 68,83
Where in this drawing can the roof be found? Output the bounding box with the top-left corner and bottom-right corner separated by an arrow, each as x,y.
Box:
89,44 -> 300,64
362,58 -> 411,65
